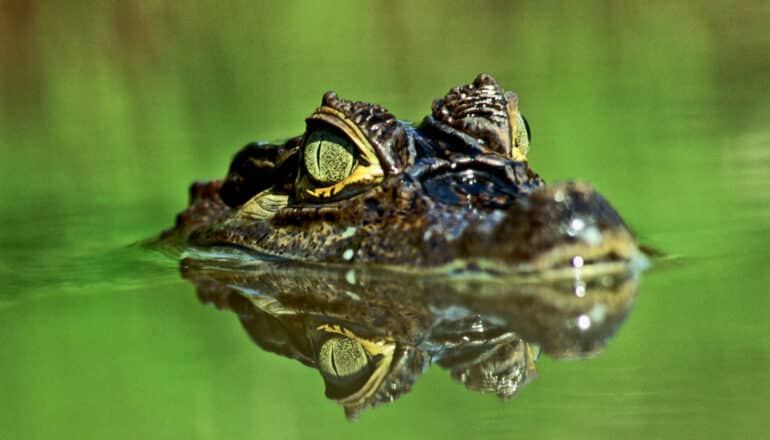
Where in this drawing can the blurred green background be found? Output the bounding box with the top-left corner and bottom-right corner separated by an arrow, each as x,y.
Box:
1,1 -> 769,439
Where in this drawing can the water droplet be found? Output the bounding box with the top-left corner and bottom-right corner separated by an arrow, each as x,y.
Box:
577,314 -> 591,330
567,218 -> 585,236
471,319 -> 485,332
572,256 -> 584,268
345,269 -> 357,285
574,280 -> 586,297
340,226 -> 356,239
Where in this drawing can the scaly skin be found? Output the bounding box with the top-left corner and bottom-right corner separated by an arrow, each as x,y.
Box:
161,74 -> 641,275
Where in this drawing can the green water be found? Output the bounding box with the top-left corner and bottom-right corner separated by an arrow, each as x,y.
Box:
2,1 -> 769,438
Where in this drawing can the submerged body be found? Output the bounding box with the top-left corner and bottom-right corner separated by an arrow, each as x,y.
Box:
162,74 -> 642,277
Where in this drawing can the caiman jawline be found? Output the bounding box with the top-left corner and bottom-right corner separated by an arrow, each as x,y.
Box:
422,229 -> 647,282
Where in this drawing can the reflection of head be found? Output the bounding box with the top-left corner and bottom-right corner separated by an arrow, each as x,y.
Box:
189,258 -> 641,420
441,335 -> 538,399
314,324 -> 428,420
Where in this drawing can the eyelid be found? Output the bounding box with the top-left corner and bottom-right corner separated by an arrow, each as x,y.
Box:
302,163 -> 383,200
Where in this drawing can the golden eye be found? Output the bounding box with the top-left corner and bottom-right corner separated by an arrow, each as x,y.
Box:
514,113 -> 531,158
303,130 -> 356,186
318,336 -> 370,378
297,108 -> 386,200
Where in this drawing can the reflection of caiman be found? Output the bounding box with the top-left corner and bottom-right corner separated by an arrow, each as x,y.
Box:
161,74 -> 644,277
185,259 -> 639,419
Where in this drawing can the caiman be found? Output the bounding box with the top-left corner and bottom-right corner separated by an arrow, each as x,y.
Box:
161,73 -> 644,278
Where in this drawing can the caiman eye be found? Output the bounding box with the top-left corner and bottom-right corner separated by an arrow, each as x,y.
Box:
303,130 -> 356,185
520,114 -> 531,143
297,126 -> 384,200
318,337 -> 370,379
515,113 -> 531,155
297,98 -> 388,201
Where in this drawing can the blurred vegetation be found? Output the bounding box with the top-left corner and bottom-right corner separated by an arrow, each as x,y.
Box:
2,1 -> 767,217
1,1 -> 769,439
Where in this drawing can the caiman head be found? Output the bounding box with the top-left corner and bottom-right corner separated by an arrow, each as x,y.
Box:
162,74 -> 643,277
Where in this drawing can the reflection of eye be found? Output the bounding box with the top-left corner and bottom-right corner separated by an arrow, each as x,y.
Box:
303,130 -> 356,186
318,336 -> 370,378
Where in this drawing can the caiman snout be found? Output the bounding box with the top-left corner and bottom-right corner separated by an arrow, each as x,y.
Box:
459,182 -> 644,276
